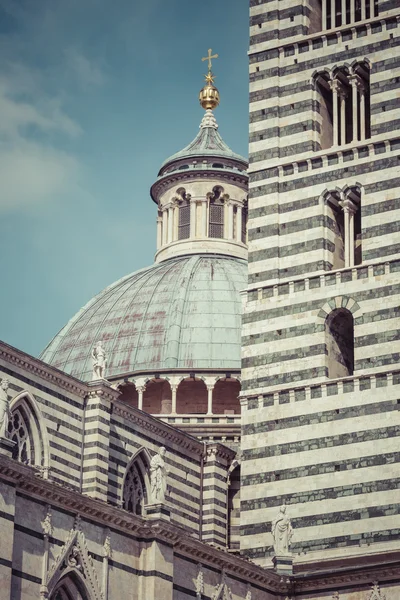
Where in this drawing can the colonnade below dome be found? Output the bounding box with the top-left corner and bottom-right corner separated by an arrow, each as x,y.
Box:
115,374 -> 241,417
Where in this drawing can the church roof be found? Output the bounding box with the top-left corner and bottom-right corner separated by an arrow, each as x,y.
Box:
160,110 -> 247,170
40,254 -> 247,381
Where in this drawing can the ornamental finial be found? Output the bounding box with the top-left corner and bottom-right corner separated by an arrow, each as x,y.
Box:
199,48 -> 220,110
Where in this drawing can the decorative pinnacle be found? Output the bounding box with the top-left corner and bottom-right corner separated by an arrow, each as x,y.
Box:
199,48 -> 220,110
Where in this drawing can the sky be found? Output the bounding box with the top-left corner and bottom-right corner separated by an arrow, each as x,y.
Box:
0,0 -> 249,357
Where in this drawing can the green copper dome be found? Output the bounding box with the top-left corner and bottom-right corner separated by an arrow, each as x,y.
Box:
41,255 -> 247,381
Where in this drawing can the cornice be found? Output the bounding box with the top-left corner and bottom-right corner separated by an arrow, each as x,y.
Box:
205,442 -> 237,463
293,560 -> 400,593
0,340 -> 88,398
1,457 -> 398,595
87,380 -> 120,403
112,401 -> 204,456
151,169 -> 248,203
0,456 -> 283,593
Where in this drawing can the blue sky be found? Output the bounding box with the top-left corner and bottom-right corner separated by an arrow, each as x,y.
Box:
0,0 -> 249,357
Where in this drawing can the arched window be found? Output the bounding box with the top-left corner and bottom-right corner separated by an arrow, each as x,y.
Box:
208,186 -> 225,239
8,407 -> 31,464
227,463 -> 240,551
324,190 -> 345,270
312,0 -> 378,32
122,451 -> 150,515
326,308 -> 354,378
315,72 -> 333,150
178,201 -> 190,240
8,393 -> 48,470
315,63 -> 370,149
241,201 -> 248,244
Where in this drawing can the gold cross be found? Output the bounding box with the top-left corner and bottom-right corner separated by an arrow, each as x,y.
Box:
202,48 -> 218,72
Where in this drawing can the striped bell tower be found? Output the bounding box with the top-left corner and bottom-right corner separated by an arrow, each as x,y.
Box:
240,0 -> 400,567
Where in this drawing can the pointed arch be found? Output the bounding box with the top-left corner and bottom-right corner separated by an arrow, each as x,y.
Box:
47,526 -> 103,600
9,391 -> 49,470
121,447 -> 151,514
50,571 -> 92,600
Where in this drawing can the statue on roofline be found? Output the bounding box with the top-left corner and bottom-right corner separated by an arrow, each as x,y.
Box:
91,341 -> 107,380
150,446 -> 168,503
0,378 -> 10,438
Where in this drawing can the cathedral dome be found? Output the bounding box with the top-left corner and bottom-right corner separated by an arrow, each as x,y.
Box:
40,254 -> 247,382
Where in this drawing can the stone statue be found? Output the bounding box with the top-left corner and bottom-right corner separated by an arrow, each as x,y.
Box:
150,446 -> 167,502
0,378 -> 10,438
91,341 -> 107,380
271,504 -> 293,555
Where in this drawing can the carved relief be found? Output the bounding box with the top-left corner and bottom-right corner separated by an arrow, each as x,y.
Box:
46,516 -> 104,600
195,563 -> 204,599
0,378 -> 10,438
212,569 -> 233,600
41,505 -> 53,537
369,582 -> 386,600
150,446 -> 168,503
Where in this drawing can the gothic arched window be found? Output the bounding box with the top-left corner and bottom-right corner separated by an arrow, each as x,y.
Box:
8,406 -> 33,464
122,453 -> 149,515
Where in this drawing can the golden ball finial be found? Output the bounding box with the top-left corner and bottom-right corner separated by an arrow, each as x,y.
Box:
200,48 -> 220,110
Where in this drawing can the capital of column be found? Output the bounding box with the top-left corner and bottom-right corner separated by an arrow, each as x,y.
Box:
339,198 -> 358,214
135,384 -> 146,394
330,78 -> 347,98
348,74 -> 365,93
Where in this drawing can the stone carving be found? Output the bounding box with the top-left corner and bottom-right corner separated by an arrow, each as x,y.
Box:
41,506 -> 53,537
212,570 -> 233,600
245,583 -> 252,600
195,563 -> 204,599
0,378 -> 10,438
46,520 -> 104,600
369,582 -> 386,600
271,504 -> 293,555
150,446 -> 168,502
92,341 -> 107,380
67,545 -> 82,570
103,530 -> 111,559
332,593 -> 340,600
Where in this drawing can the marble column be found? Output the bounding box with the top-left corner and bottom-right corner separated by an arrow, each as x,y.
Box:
170,384 -> 177,415
167,204 -> 174,243
360,87 -> 366,141
236,205 -> 243,243
136,385 -> 145,411
331,0 -> 336,27
190,197 -> 196,238
156,215 -> 162,250
162,209 -> 168,245
207,384 -> 214,415
200,200 -> 208,237
340,89 -> 347,146
227,201 -> 234,240
341,0 -> 346,24
330,79 -> 340,146
350,0 -> 355,22
322,0 -> 327,29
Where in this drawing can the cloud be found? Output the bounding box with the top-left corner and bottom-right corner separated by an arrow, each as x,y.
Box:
65,48 -> 105,88
0,140 -> 79,211
0,69 -> 82,212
